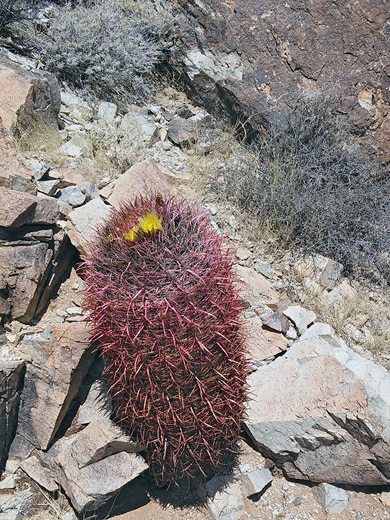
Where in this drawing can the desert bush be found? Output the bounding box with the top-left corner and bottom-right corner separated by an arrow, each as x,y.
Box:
82,194 -> 249,485
37,0 -> 172,103
0,0 -> 41,37
212,95 -> 390,282
87,122 -> 145,173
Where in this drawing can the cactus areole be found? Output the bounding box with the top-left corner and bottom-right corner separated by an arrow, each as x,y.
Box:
82,194 -> 249,485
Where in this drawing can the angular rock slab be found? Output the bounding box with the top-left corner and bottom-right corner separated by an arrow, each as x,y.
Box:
11,323 -> 94,452
53,421 -> 147,512
0,359 -> 25,473
0,202 -> 74,324
0,242 -> 53,323
312,483 -> 348,514
240,467 -> 272,498
20,455 -> 59,493
77,380 -> 113,426
235,265 -> 279,307
245,333 -> 390,486
67,198 -> 111,256
0,119 -> 36,194
63,420 -> 141,469
202,475 -> 246,520
244,315 -> 288,363
282,305 -> 316,336
0,187 -> 60,227
104,159 -> 172,209
0,55 -> 59,134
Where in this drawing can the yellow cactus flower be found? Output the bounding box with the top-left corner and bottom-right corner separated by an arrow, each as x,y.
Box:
138,212 -> 163,235
124,213 -> 162,242
124,227 -> 139,242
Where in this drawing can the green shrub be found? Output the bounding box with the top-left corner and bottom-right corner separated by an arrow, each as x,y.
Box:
37,0 -> 172,103
212,95 -> 390,282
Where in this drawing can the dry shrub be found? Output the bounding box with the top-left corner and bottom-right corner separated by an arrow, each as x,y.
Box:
36,0 -> 173,104
0,0 -> 41,37
212,95 -> 390,283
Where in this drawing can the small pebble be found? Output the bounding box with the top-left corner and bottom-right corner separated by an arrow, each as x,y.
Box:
66,306 -> 83,316
236,247 -> 251,261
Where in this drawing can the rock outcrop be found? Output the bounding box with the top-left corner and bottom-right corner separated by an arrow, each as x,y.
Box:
245,331 -> 390,486
0,53 -> 60,137
101,159 -> 172,208
10,323 -> 94,454
51,421 -> 147,512
0,358 -> 25,473
66,198 -> 111,256
0,119 -> 36,194
0,187 -> 75,323
172,0 -> 390,166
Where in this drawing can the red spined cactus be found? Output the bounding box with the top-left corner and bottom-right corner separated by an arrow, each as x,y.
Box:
81,194 -> 249,485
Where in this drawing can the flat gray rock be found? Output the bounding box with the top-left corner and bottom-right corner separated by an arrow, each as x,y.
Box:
254,259 -> 275,279
261,311 -> 290,334
120,111 -> 158,144
37,179 -> 60,196
240,468 -> 272,498
202,475 -> 246,520
97,101 -> 117,123
58,186 -> 86,207
312,483 -> 348,513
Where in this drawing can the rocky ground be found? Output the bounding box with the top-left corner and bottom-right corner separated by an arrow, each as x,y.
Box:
0,47 -> 389,520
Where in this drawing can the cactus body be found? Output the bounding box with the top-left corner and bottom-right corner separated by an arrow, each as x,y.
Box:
82,195 -> 249,485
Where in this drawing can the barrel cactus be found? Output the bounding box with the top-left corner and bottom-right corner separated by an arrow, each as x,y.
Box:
82,194 -> 249,485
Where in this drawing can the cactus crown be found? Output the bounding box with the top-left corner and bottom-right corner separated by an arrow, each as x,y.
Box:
82,194 -> 249,485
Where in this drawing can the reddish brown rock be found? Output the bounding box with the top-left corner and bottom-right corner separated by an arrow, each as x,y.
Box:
0,187 -> 60,227
0,187 -> 36,227
245,333 -> 390,486
244,315 -> 288,363
0,119 -> 36,194
235,265 -> 279,307
0,243 -> 53,323
172,0 -> 390,166
0,56 -> 59,136
57,167 -> 86,188
105,159 -> 172,209
11,323 -> 94,452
